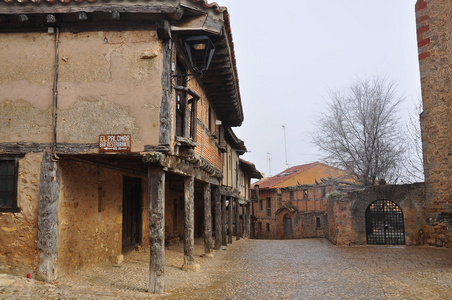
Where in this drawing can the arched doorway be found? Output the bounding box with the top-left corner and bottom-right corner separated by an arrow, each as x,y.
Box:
365,199 -> 405,245
283,214 -> 293,239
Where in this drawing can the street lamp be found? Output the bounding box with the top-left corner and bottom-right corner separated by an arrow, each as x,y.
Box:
184,35 -> 216,75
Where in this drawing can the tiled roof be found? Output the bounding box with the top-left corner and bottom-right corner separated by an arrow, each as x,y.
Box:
253,163 -> 320,189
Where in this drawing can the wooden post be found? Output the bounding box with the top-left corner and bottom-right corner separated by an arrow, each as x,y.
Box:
214,186 -> 222,250
148,167 -> 165,293
182,176 -> 200,271
236,199 -> 240,240
158,38 -> 173,146
228,197 -> 233,244
245,203 -> 250,238
221,195 -> 227,247
203,183 -> 213,257
37,150 -> 60,282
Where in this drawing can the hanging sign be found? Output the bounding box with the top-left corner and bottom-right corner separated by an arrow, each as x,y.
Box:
99,134 -> 131,152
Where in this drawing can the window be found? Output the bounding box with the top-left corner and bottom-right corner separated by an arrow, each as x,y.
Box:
303,189 -> 308,200
316,217 -> 321,228
321,187 -> 326,197
0,157 -> 20,212
266,223 -> 270,232
175,62 -> 187,137
266,197 -> 271,217
290,191 -> 294,201
259,200 -> 263,211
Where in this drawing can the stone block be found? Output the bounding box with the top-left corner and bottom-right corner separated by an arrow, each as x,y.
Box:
181,263 -> 201,272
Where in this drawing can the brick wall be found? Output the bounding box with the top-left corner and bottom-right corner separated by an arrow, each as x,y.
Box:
327,184 -> 426,246
416,0 -> 452,246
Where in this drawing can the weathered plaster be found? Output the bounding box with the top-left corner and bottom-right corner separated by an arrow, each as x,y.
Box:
0,152 -> 42,275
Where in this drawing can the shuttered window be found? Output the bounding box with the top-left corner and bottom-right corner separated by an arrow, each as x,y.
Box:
0,158 -> 20,212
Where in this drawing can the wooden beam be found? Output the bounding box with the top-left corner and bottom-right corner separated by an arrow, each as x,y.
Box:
236,199 -> 240,240
182,176 -> 200,271
228,197 -> 233,244
158,39 -> 173,146
148,167 -> 165,293
37,150 -> 60,282
0,5 -> 180,16
221,195 -> 227,247
203,183 -> 213,257
214,186 -> 222,249
245,203 -> 250,238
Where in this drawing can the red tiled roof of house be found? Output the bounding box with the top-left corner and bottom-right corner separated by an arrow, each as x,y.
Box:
252,162 -> 319,189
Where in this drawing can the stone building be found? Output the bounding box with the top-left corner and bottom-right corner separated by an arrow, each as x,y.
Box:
415,0 -> 452,247
251,162 -> 344,239
0,0 -> 260,293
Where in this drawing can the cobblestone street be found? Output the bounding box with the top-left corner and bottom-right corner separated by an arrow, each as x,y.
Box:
1,238 -> 451,299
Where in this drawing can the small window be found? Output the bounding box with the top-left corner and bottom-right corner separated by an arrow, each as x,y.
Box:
303,189 -> 308,200
0,157 -> 20,212
259,199 -> 263,211
266,197 -> 271,217
266,223 -> 270,232
316,217 -> 321,228
290,191 -> 294,201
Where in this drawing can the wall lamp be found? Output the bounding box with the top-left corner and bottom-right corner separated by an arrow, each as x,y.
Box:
183,35 -> 215,75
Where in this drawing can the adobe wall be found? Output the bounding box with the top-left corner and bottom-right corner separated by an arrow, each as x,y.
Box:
416,0 -> 452,246
57,159 -> 149,275
0,30 -> 163,151
0,152 -> 42,275
327,184 -> 426,246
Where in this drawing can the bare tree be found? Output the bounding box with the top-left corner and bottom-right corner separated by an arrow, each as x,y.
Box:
313,77 -> 405,186
400,96 -> 424,183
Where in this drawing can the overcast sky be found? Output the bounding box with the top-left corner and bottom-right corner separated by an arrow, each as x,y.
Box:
216,0 -> 420,178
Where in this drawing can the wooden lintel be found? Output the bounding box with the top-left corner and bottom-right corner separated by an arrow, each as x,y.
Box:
0,5 -> 180,16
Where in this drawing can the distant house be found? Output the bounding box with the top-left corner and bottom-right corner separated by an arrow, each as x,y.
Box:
251,162 -> 348,239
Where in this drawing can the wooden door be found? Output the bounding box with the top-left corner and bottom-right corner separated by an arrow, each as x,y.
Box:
284,214 -> 293,239
122,176 -> 142,252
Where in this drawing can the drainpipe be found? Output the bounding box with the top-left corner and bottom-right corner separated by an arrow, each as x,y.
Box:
51,27 -> 60,160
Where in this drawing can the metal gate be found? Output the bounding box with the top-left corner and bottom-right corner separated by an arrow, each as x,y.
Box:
365,199 -> 405,245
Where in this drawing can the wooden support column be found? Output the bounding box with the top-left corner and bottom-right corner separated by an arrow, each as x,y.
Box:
148,167 -> 165,293
214,186 -> 222,250
182,176 -> 200,271
203,183 -> 213,257
158,36 -> 173,146
228,197 -> 233,244
37,150 -> 60,282
236,199 -> 240,241
245,203 -> 250,238
221,195 -> 227,247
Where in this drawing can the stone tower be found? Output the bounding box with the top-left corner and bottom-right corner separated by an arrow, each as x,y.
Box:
416,0 -> 452,247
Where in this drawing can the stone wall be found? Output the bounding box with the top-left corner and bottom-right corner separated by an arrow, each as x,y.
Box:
0,153 -> 42,275
416,0 -> 452,247
327,184 -> 426,246
57,159 -> 148,276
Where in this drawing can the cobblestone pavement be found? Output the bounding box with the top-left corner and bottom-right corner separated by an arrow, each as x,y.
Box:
1,238 -> 451,299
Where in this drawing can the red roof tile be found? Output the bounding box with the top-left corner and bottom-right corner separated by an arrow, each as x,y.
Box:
253,162 -> 319,189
